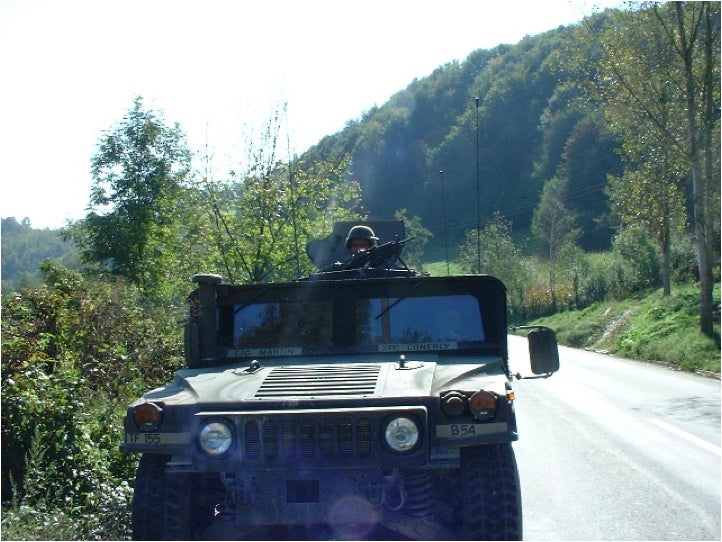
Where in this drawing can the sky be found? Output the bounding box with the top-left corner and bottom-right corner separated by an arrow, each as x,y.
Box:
0,0 -> 623,230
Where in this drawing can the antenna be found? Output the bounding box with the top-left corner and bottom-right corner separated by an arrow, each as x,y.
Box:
475,97 -> 481,274
284,105 -> 301,279
440,169 -> 450,276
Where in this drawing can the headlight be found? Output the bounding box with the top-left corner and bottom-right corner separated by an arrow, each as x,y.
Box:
198,420 -> 234,457
384,416 -> 420,452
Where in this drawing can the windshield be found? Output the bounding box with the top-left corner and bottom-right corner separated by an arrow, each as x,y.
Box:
221,293 -> 484,357
232,300 -> 334,349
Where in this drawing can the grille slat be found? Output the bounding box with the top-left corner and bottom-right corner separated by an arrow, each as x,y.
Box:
255,365 -> 381,398
243,416 -> 373,463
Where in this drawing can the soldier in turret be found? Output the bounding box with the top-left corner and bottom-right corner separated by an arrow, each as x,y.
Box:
344,225 -> 379,255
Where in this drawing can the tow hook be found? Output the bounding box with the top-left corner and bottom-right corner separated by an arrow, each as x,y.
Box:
219,471 -> 254,515
367,471 -> 406,511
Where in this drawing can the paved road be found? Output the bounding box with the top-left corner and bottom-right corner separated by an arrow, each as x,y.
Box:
509,335 -> 721,540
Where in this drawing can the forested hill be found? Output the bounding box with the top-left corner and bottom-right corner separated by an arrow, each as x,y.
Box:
1,217 -> 79,293
304,18 -> 622,251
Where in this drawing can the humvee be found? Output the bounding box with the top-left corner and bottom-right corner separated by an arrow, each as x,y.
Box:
121,220 -> 559,540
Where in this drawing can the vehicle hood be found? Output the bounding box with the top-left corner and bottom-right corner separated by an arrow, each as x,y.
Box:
139,355 -> 509,407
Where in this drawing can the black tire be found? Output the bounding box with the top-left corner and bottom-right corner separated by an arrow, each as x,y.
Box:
132,454 -> 213,540
132,454 -> 173,540
460,443 -> 522,540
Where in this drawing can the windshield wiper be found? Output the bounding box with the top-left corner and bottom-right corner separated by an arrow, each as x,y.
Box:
232,287 -> 272,317
373,281 -> 423,320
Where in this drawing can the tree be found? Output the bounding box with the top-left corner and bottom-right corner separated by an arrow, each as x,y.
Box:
557,243 -> 590,309
2,217 -> 77,294
531,176 -> 580,312
393,209 -> 433,271
607,145 -> 687,295
611,226 -> 662,294
596,4 -> 692,296
194,109 -> 363,284
459,213 -> 529,319
73,97 -> 191,292
559,113 -> 620,250
593,2 -> 720,335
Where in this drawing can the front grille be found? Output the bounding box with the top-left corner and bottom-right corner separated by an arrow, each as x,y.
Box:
255,365 -> 381,398
242,415 -> 372,463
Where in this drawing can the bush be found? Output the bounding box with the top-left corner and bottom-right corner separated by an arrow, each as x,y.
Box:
669,231 -> 699,282
1,262 -> 183,538
611,227 -> 661,294
1,426 -> 133,540
579,253 -> 623,304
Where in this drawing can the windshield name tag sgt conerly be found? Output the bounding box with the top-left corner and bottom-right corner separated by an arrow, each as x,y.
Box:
378,342 -> 458,352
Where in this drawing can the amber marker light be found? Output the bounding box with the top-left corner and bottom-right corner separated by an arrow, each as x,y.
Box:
133,402 -> 163,431
468,390 -> 497,421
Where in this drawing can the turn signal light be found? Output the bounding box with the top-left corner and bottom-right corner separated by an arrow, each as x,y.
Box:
133,402 -> 163,431
468,390 -> 497,421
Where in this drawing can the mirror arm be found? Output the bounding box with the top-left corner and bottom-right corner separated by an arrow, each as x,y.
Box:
514,372 -> 554,380
511,324 -> 553,333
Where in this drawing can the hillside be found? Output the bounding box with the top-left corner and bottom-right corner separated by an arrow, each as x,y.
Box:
304,19 -> 621,252
525,283 -> 721,375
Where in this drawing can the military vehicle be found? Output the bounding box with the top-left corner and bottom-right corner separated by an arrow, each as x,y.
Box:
121,220 -> 559,540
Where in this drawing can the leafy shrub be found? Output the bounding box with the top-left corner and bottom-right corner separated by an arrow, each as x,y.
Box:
578,252 -> 623,304
669,231 -> 699,282
1,425 -> 133,540
1,261 -> 183,538
611,227 -> 661,294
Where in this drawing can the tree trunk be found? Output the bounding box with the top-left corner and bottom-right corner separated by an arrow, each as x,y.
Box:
701,3 -> 720,338
661,227 -> 671,297
675,3 -> 714,336
691,165 -> 714,336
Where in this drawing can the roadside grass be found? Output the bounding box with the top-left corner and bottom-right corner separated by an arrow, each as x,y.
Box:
526,283 -> 721,374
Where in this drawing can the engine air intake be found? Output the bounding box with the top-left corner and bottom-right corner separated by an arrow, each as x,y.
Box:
255,365 -> 381,398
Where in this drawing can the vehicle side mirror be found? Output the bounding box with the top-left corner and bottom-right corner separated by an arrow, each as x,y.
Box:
528,327 -> 559,374
512,325 -> 560,379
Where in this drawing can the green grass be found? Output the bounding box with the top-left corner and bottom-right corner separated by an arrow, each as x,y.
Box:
423,260 -> 464,276
527,283 -> 721,374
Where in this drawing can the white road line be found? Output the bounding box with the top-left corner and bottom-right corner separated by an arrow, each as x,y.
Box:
648,418 -> 722,456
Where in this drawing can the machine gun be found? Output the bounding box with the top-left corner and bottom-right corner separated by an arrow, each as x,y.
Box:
340,235 -> 416,271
